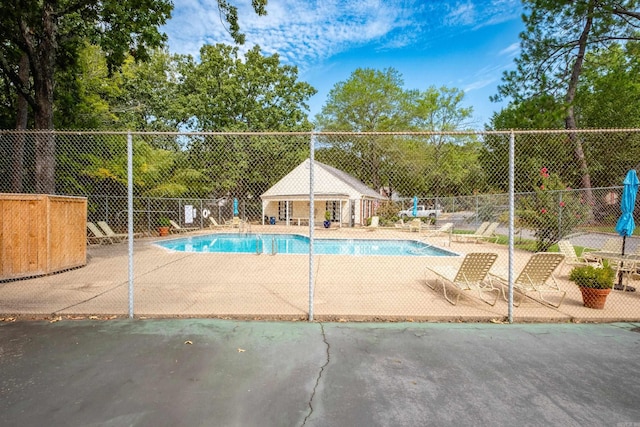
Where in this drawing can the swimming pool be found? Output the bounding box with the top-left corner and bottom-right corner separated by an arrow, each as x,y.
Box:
155,233 -> 457,257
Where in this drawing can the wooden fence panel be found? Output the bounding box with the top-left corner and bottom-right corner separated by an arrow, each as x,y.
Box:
0,194 -> 86,280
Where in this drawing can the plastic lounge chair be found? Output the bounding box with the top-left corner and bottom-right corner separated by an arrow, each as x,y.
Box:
209,217 -> 230,229
169,220 -> 199,234
615,259 -> 639,292
394,219 -> 406,229
471,221 -> 490,235
97,221 -> 141,242
366,216 -> 379,231
422,222 -> 453,237
225,217 -> 242,228
409,218 -> 422,232
454,222 -> 498,243
425,252 -> 500,306
452,222 -> 488,242
557,240 -> 601,274
583,238 -> 624,262
86,222 -> 113,245
225,216 -> 251,231
478,222 -> 500,243
490,252 -> 566,308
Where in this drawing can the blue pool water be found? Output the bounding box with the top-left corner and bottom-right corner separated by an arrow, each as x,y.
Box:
155,233 -> 457,257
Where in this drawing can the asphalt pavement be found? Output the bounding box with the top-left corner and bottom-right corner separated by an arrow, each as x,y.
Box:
2,320 -> 640,426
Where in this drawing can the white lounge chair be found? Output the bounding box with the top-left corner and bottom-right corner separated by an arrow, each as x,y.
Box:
490,252 -> 566,307
583,238 -> 624,262
97,221 -> 142,242
169,220 -> 199,233
452,222 -> 488,242
209,217 -> 230,229
469,221 -> 490,235
425,252 -> 500,306
453,222 -> 499,243
557,240 -> 600,274
408,218 -> 422,232
225,216 -> 242,228
86,222 -> 114,245
421,222 -> 453,237
366,216 -> 379,231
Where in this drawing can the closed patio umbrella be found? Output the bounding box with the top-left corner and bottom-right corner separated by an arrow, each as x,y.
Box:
412,196 -> 418,217
233,198 -> 239,216
615,170 -> 639,290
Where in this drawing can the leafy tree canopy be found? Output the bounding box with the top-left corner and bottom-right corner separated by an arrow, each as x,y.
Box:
315,67 -> 479,197
185,44 -> 316,132
491,0 -> 640,209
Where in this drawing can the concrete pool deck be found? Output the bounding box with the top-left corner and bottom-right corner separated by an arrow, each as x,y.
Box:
1,225 -> 639,322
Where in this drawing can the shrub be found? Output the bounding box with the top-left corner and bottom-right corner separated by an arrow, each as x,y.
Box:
517,167 -> 589,251
569,262 -> 615,289
375,200 -> 401,226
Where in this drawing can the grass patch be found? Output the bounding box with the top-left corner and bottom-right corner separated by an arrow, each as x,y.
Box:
576,225 -> 640,236
493,235 -> 538,252
454,229 -> 601,253
491,235 -> 597,254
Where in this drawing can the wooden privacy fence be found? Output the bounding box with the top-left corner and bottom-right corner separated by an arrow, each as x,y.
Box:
0,194 -> 87,280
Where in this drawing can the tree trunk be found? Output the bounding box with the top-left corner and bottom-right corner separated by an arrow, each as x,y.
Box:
11,54 -> 29,193
564,0 -> 595,212
565,108 -> 593,193
32,1 -> 57,194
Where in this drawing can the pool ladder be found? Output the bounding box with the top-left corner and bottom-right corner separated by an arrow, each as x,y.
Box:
254,235 -> 277,255
255,234 -> 262,255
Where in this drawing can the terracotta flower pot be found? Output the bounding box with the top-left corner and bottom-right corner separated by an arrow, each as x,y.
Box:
579,287 -> 612,309
157,226 -> 170,237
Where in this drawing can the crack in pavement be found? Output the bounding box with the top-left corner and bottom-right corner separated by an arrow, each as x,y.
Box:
301,322 -> 330,426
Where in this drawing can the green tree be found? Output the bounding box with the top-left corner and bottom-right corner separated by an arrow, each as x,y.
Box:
186,44 -> 315,132
178,43 -> 314,199
408,86 -> 473,132
576,42 -> 640,129
575,41 -> 640,186
315,68 -> 409,132
0,0 -> 267,193
407,86 -> 475,196
517,167 -> 589,252
114,49 -> 192,134
55,43 -> 122,130
315,68 -> 480,197
0,0 -> 173,193
483,98 -> 574,193
315,68 -> 410,191
493,0 -> 640,203
487,40 -> 640,192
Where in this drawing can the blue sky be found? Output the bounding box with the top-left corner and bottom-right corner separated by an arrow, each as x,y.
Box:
162,0 -> 525,129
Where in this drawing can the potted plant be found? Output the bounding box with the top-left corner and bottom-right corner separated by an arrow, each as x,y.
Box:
569,261 -> 615,309
323,211 -> 331,228
157,217 -> 171,236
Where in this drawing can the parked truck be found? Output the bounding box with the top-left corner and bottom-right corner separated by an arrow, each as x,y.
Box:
398,205 -> 442,219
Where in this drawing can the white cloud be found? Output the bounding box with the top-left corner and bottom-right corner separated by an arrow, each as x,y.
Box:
464,78 -> 497,92
446,2 -> 476,26
499,42 -> 520,57
165,1 -> 416,62
163,0 -> 522,72
463,60 -> 514,92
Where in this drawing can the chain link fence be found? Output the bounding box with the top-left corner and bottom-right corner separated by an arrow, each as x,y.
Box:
1,130 -> 639,322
